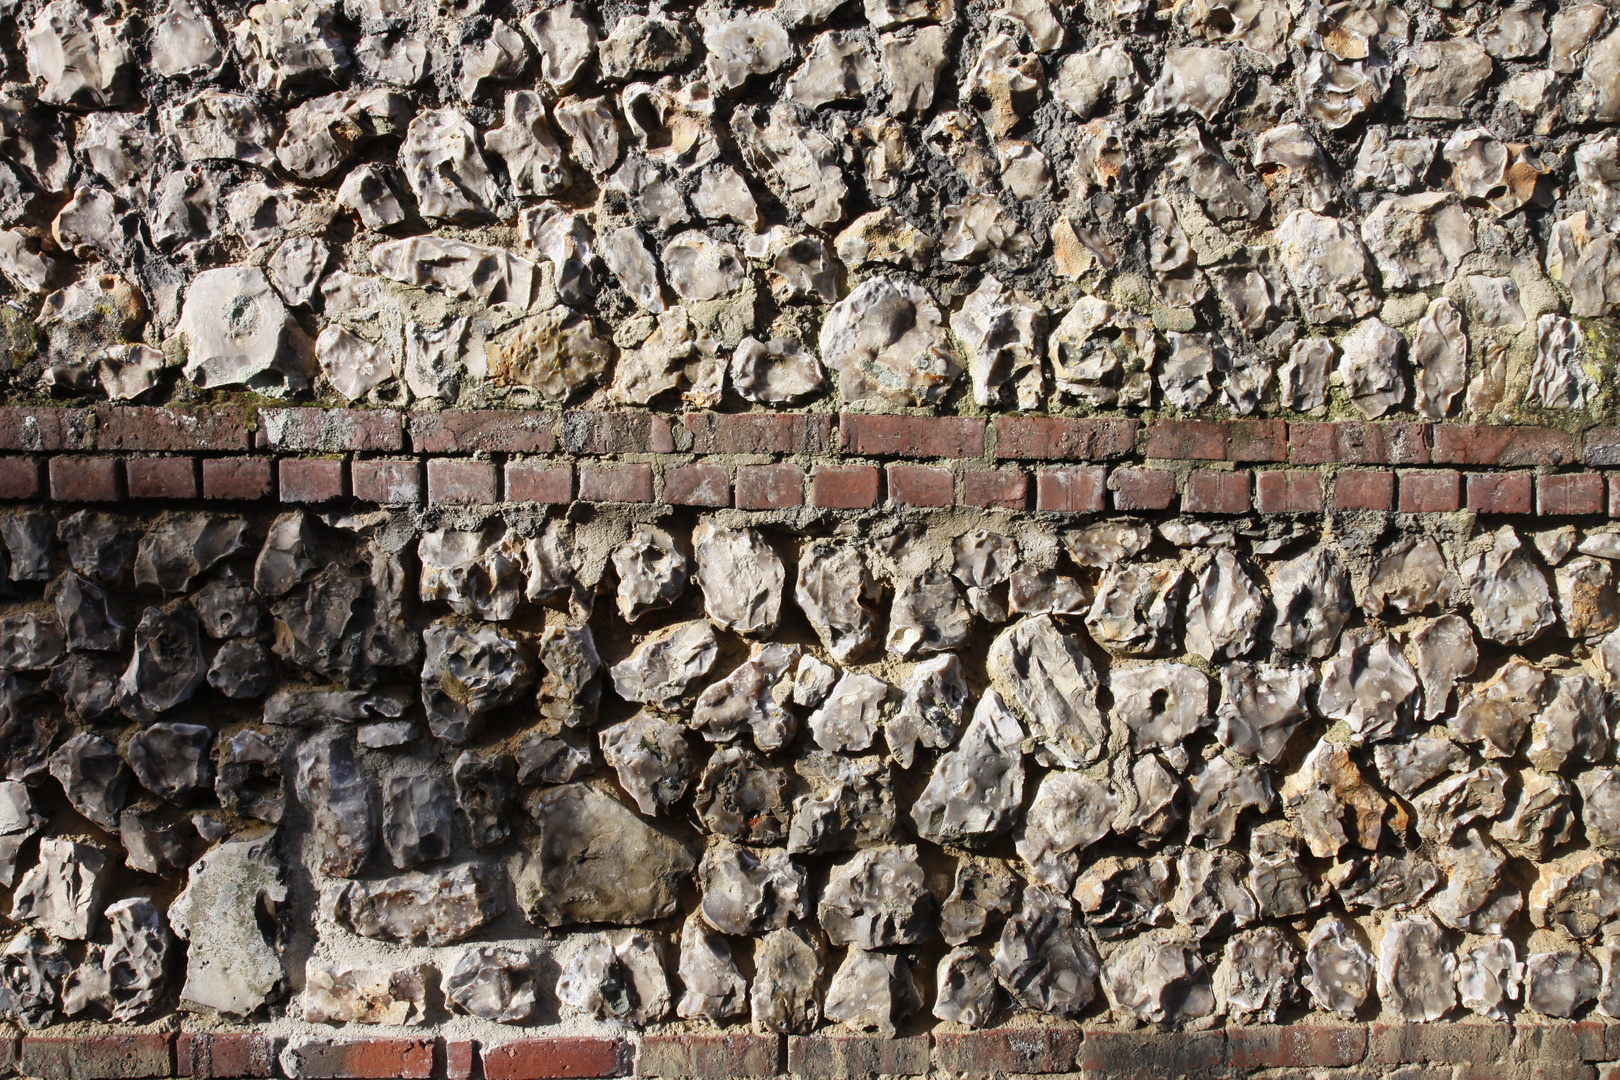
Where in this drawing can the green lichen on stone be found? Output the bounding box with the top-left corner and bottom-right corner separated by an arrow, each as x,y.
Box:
0,303 -> 39,373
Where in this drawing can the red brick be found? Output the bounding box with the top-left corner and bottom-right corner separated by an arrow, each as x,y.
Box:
638,1035 -> 780,1079
1184,470 -> 1250,514
351,459 -> 423,505
1587,428 -> 1620,467
1036,466 -> 1106,512
446,1041 -> 476,1080
684,412 -> 836,455
735,463 -> 804,509
553,410 -> 671,455
1369,1022 -> 1512,1065
1541,473 -> 1606,516
202,458 -> 273,500
1400,469 -> 1463,512
257,407 -> 403,451
993,416 -> 1138,460
279,458 -> 346,503
1110,467 -> 1176,510
1506,1023 -> 1600,1064
810,465 -> 880,509
662,463 -> 729,506
427,459 -> 499,505
0,457 -> 41,499
1254,470 -> 1323,513
578,464 -> 654,504
22,1034 -> 173,1079
934,1030 -> 1082,1075
1434,424 -> 1576,467
506,461 -> 574,504
125,456 -> 197,499
283,1038 -> 433,1080
1468,472 -> 1534,515
0,406 -> 92,451
178,1034 -> 275,1079
481,1038 -> 627,1080
1612,476 -> 1620,518
48,456 -> 120,501
842,414 -> 985,458
409,410 -> 557,454
888,464 -> 954,507
1082,1031 -> 1225,1075
1144,419 -> 1287,461
1334,469 -> 1396,511
788,1035 -> 930,1078
1290,421 -> 1432,465
1229,1026 -> 1367,1069
960,467 -> 1027,509
94,405 -> 252,452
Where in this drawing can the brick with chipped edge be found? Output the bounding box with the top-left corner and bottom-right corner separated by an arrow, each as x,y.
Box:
94,405 -> 251,452
1540,472 -> 1606,516
933,1029 -> 1082,1075
637,1034 -> 780,1079
1184,470 -> 1251,514
1110,467 -> 1176,510
735,463 -> 804,509
279,458 -> 346,504
202,458 -> 274,500
409,410 -> 557,454
1254,469 -> 1323,513
1036,466 -> 1106,511
505,460 -> 574,504
126,456 -> 198,499
1399,469 -> 1462,513
1290,421 -> 1432,465
960,467 -> 1027,509
787,1035 -> 930,1078
1333,469 -> 1396,511
1434,424 -> 1575,467
662,463 -> 729,506
351,459 -> 423,505
280,1037 -> 432,1080
257,407 -> 402,451
552,411 -> 670,456
0,457 -> 40,499
1467,472 -> 1534,515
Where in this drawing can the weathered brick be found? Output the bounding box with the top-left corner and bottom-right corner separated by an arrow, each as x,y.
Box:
22,1034 -> 173,1080
1540,473 -> 1606,515
579,464 -> 654,504
282,1037 -> 433,1080
125,456 -> 197,499
1333,469 -> 1396,511
202,458 -> 274,500
1144,419 -> 1287,461
258,408 -> 403,451
662,463 -> 729,506
1228,1026 -> 1367,1070
1254,470 -> 1323,513
1399,469 -> 1462,512
446,1041 -> 476,1080
1587,427 -> 1620,466
1468,472 -> 1534,515
1184,470 -> 1251,514
279,458 -> 346,503
410,410 -> 557,454
1434,424 -> 1576,467
788,1035 -> 930,1078
736,463 -> 804,509
810,465 -> 880,509
506,460 -> 574,504
178,1033 -> 276,1079
1036,466 -> 1106,512
1290,421 -> 1432,465
684,412 -> 836,455
49,456 -> 120,501
934,1030 -> 1082,1075
553,411 -> 671,456
1081,1030 -> 1225,1075
1508,1023 -> 1600,1064
0,457 -> 41,499
351,459 -> 423,505
0,406 -> 92,451
1369,1022 -> 1513,1065
94,405 -> 252,452
993,416 -> 1138,460
960,467 -> 1028,509
427,458 -> 499,505
1466,1066 -> 1596,1080
1110,467 -> 1176,510
637,1034 -> 781,1079
888,464 -> 954,507
843,414 -> 985,458
481,1038 -> 627,1080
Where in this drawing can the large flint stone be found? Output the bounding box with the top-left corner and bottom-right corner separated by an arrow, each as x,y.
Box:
1102,938 -> 1215,1027
612,525 -> 686,622
600,712 -> 694,816
1270,546 -> 1353,658
64,897 -> 172,1023
988,615 -> 1106,768
694,746 -> 790,845
294,732 -> 374,878
1531,856 -> 1620,940
418,526 -> 526,622
382,774 -> 454,869
118,602 -> 203,720
1412,614 -> 1478,721
129,721 -> 213,801
676,914 -> 746,1021
1459,940 -> 1522,1020
1463,527 -> 1556,646
888,571 -> 972,656
609,620 -> 718,709
1184,549 -> 1265,660
887,653 -> 969,768
796,542 -> 879,662
819,845 -> 933,949
692,643 -> 800,753
521,783 -> 695,927
334,864 -> 503,945
1376,915 -> 1457,1021
1113,662 -> 1210,754
912,690 -> 1024,846
1086,562 -> 1183,655
1525,951 -> 1601,1018
134,515 -> 247,593
216,729 -> 284,824
694,524 -> 784,636
1452,657 -> 1549,758
789,752 -> 896,855
1074,856 -> 1172,939
934,945 -> 1000,1027
1303,918 -> 1374,1017
824,949 -> 920,1038
1187,757 -> 1273,848
1365,537 -> 1452,616
55,572 -> 122,651
993,886 -> 1099,1018
10,838 -> 108,940
1171,848 -> 1258,937
452,751 -> 515,849
1218,926 -> 1300,1023
818,277 -> 958,405
48,732 -> 129,829
1015,771 -> 1114,890
1216,660 -> 1314,763
751,927 -> 822,1034
420,621 -> 534,743
1316,630 -> 1419,743
168,833 -> 287,1016
699,843 -> 807,935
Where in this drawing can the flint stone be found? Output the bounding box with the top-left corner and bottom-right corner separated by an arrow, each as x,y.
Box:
538,625 -> 601,729
119,809 -> 188,876
135,515 -> 247,594
913,690 -> 1025,847
824,949 -> 920,1038
888,571 -> 972,656
522,783 -> 695,927
1270,546 -> 1353,658
693,523 -> 784,636
694,747 -> 790,846
334,863 -> 502,946
609,620 -> 718,709
600,712 -> 694,816
1015,769 -> 1114,890
419,526 -> 525,622
808,671 -> 890,754
942,860 -> 1018,945
1374,736 -> 1467,799
612,525 -> 686,622
988,615 -> 1106,768
1187,758 -> 1274,848
676,914 -> 746,1021
168,833 -> 288,1015
935,945 -> 1000,1028
452,751 -> 515,850
129,721 -> 213,801
751,927 -> 822,1034
192,577 -> 262,639
294,731 -> 374,878
1184,550 -> 1266,661
819,277 -> 959,405
1216,660 -> 1314,763
1317,630 -> 1419,743
55,573 -> 121,652
1102,937 -> 1215,1027
994,885 -> 1099,1018
48,732 -> 129,829
1172,848 -> 1257,938
420,621 -> 534,744
1453,657 -> 1549,757
788,752 -> 896,854
1376,916 -> 1457,1022
381,774 -> 453,870
1248,825 -> 1318,919
556,931 -> 670,1027
445,946 -> 535,1023
1412,614 -> 1478,722
888,653 -> 969,768
692,643 -> 800,753
796,542 -> 879,662
1459,940 -> 1522,1020
216,729 -> 284,824
1531,855 -> 1620,940
700,843 -> 807,935
301,961 -> 427,1025
1113,662 -> 1210,754
819,844 -> 933,949
1304,918 -> 1374,1017
1073,855 -> 1172,939
10,838 -> 108,941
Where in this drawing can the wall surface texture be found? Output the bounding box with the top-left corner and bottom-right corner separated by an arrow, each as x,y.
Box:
4,0 -> 1620,1074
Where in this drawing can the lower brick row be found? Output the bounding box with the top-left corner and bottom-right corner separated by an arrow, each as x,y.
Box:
0,1023 -> 1616,1080
5,454 -> 1620,518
